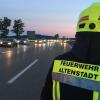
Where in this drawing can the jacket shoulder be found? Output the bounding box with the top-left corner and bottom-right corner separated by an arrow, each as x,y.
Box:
54,51 -> 75,60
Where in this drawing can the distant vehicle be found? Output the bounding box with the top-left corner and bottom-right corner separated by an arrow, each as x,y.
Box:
0,39 -> 3,47
15,39 -> 20,44
0,38 -> 17,47
19,38 -> 29,45
34,40 -> 44,44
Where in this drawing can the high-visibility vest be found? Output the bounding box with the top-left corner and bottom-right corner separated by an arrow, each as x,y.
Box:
52,60 -> 100,100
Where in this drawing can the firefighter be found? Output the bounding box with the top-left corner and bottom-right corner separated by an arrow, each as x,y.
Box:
41,2 -> 100,100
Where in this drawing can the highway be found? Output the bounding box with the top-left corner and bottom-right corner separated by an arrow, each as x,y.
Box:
0,41 -> 71,100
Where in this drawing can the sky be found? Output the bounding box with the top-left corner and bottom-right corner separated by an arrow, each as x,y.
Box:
0,0 -> 100,37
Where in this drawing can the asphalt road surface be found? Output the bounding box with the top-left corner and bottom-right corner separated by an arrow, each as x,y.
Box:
0,42 -> 71,100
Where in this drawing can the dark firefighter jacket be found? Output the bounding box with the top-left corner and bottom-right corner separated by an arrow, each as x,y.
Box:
41,32 -> 100,100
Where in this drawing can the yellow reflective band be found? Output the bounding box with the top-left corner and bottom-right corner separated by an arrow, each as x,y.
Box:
53,60 -> 100,82
57,82 -> 60,100
93,91 -> 99,100
53,80 -> 56,100
53,80 -> 60,100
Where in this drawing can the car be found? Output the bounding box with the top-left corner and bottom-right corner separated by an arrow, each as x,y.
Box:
19,38 -> 29,45
0,38 -> 17,48
34,40 -> 45,44
15,39 -> 20,44
0,39 -> 3,47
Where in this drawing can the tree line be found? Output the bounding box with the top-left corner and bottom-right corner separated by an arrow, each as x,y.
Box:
0,17 -> 24,38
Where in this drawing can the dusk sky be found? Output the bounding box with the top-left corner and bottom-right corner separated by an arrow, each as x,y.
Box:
0,0 -> 100,37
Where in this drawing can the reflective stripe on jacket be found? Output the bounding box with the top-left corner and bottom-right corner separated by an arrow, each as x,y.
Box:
52,60 -> 100,100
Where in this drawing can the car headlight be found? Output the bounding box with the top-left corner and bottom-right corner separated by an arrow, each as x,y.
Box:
17,40 -> 20,43
8,42 -> 11,45
39,41 -> 42,43
0,42 -> 3,44
35,40 -> 37,43
24,41 -> 27,43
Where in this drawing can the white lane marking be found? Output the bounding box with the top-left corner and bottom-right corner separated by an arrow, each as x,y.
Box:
7,59 -> 39,84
